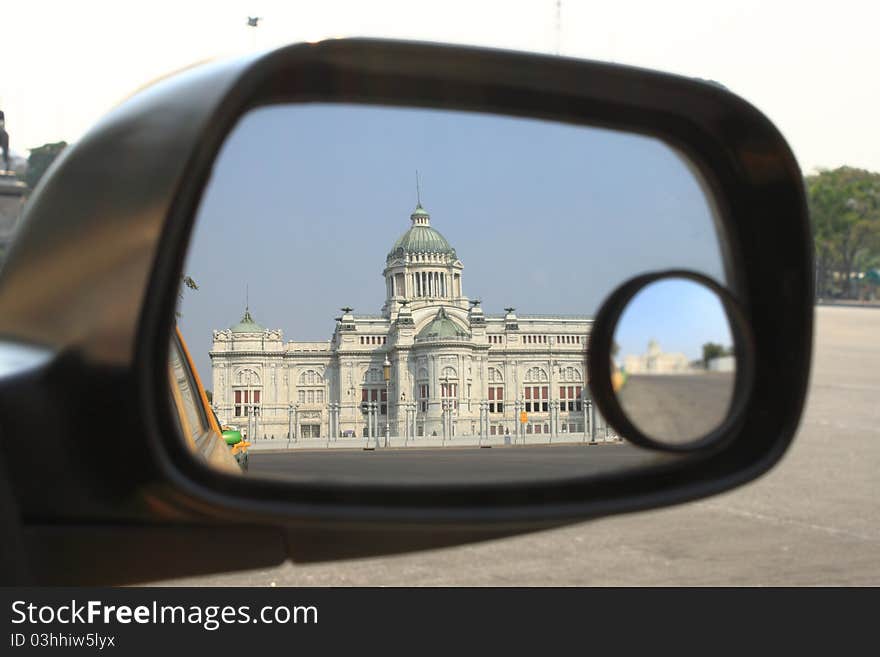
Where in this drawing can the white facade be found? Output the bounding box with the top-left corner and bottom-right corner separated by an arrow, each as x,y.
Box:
623,340 -> 692,374
211,204 -> 595,440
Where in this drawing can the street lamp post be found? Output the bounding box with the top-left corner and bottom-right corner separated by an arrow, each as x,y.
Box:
383,355 -> 391,448
441,375 -> 449,443
287,402 -> 294,446
371,401 -> 379,448
588,398 -> 597,444
327,401 -> 337,442
400,393 -> 408,446
361,400 -> 372,450
513,399 -> 520,444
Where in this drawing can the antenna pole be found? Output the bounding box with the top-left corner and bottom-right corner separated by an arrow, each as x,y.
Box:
555,1 -> 562,55
416,170 -> 421,206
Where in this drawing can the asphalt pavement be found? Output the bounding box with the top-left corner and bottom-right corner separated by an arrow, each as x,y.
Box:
248,443 -> 669,485
617,372 -> 734,444
161,306 -> 880,585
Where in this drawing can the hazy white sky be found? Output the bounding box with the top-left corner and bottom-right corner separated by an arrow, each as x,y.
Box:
3,0 -> 878,174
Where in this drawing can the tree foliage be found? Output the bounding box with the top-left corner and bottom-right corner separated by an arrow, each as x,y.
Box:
176,276 -> 199,319
806,167 -> 880,299
25,142 -> 67,189
702,342 -> 732,368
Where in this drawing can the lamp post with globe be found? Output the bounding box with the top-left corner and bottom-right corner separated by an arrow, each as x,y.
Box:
383,355 -> 391,447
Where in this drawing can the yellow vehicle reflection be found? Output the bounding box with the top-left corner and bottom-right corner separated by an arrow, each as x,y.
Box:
168,328 -> 249,473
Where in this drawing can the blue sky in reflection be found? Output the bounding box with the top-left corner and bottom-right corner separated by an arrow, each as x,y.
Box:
614,278 -> 734,363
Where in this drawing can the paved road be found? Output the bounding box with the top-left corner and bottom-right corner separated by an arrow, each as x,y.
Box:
617,372 -> 734,444
249,444 -> 668,484
163,306 -> 880,585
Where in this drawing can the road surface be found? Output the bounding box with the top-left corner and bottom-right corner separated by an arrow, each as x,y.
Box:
248,444 -> 669,484
617,372 -> 734,444
161,306 -> 880,585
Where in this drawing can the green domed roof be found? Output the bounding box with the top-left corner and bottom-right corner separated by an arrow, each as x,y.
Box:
387,204 -> 457,261
230,308 -> 265,333
416,307 -> 470,341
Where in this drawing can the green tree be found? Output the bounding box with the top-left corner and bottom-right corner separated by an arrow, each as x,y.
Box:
702,342 -> 731,368
25,142 -> 67,189
176,276 -> 199,319
806,167 -> 880,299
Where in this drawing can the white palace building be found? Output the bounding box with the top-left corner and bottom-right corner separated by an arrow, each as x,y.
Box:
210,202 -> 602,442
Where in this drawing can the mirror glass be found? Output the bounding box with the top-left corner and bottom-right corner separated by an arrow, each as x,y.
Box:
613,277 -> 736,447
175,103 -> 732,484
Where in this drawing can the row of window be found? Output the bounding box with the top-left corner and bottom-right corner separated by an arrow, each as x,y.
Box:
440,382 -> 458,410
525,422 -> 584,434
362,387 -> 388,415
523,335 -> 583,344
488,386 -> 504,413
559,385 -> 584,411
300,424 -> 321,438
233,384 -> 583,416
233,389 -> 261,417
298,389 -> 325,404
359,336 -> 387,345
488,423 -> 581,435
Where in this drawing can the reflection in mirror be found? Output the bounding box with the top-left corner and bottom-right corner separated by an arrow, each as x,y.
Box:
176,103 -> 730,485
613,278 -> 736,447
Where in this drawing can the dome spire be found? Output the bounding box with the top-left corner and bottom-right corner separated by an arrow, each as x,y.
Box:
230,303 -> 265,333
411,171 -> 430,226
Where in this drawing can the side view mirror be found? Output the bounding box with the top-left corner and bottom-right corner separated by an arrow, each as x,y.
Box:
0,39 -> 812,584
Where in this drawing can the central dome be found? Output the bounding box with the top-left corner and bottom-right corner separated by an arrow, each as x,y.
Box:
386,203 -> 457,262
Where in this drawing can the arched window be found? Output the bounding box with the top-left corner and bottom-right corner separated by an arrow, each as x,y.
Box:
560,366 -> 582,382
297,369 -> 325,406
234,368 -> 262,417
439,367 -> 458,409
524,367 -> 548,413
363,368 -> 383,384
299,369 -> 324,386
525,367 -> 548,382
487,366 -> 504,414
237,368 -> 261,386
361,368 -> 387,415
